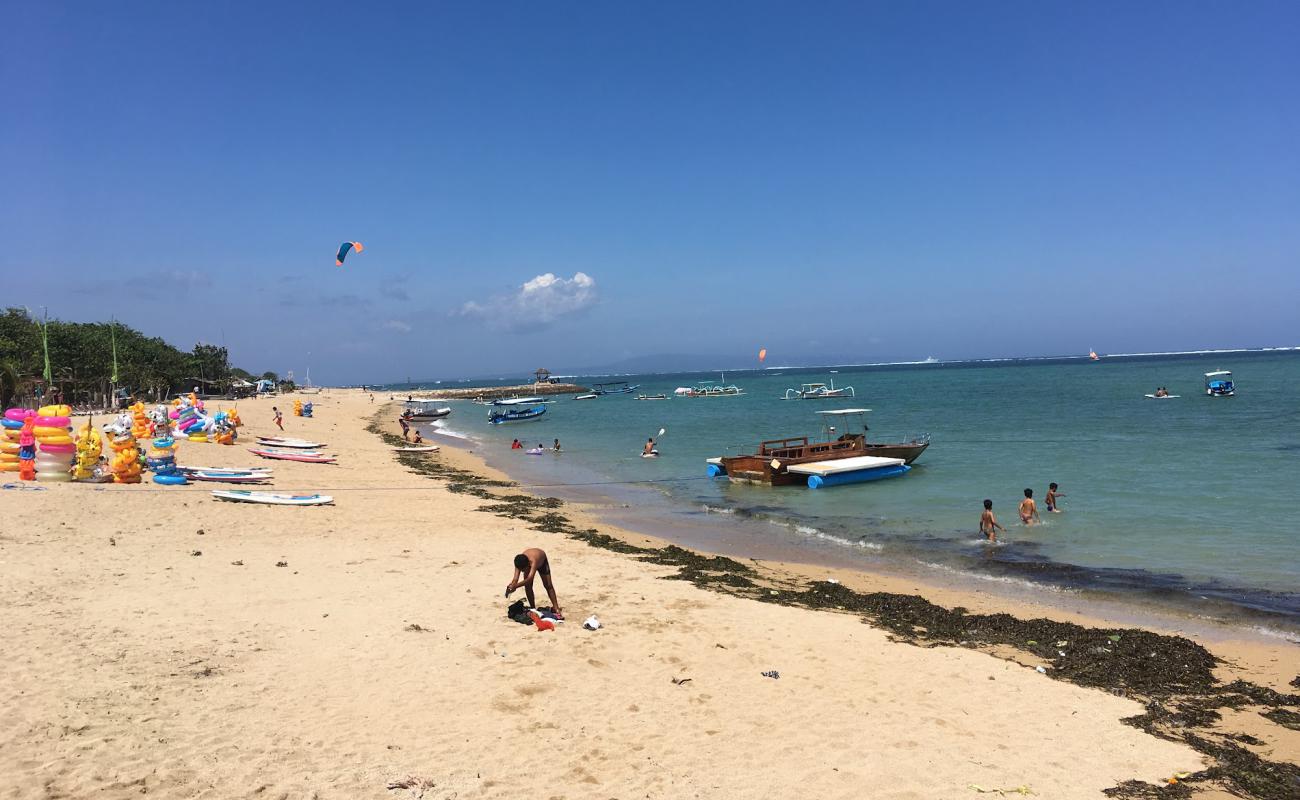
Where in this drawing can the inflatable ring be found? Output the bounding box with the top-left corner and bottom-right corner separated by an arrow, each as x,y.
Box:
153,474 -> 188,485
34,415 -> 71,427
39,443 -> 76,453
1,418 -> 23,430
37,404 -> 72,417
35,471 -> 73,482
33,426 -> 70,437
4,408 -> 35,421
37,436 -> 74,446
0,463 -> 21,471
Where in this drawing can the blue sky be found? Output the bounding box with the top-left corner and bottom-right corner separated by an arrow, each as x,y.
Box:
3,2 -> 1297,383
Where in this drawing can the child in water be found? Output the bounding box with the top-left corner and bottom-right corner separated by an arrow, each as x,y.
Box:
980,499 -> 1005,542
1046,482 -> 1064,513
1019,488 -> 1040,525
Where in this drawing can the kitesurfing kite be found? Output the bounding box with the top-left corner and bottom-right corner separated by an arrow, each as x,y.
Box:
336,241 -> 364,266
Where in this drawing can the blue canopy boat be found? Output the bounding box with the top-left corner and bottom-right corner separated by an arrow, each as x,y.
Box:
1204,371 -> 1235,397
488,405 -> 547,424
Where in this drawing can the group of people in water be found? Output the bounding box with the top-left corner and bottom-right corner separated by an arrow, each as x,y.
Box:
980,483 -> 1064,542
1152,386 -> 1172,397
511,438 -> 561,452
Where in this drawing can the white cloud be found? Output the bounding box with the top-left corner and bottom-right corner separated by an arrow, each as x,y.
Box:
382,319 -> 412,333
459,272 -> 597,332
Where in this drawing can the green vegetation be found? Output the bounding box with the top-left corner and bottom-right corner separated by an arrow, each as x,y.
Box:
0,307 -> 272,408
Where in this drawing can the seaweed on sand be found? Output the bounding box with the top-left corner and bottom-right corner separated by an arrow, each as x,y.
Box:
371,409 -> 1300,800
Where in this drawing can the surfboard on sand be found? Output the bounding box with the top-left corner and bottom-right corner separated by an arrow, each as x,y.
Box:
211,490 -> 333,505
391,445 -> 439,452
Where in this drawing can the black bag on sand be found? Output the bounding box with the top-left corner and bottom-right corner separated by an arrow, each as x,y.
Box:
506,599 -> 533,625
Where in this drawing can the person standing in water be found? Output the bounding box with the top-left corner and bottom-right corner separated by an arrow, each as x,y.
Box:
505,547 -> 562,618
1046,482 -> 1065,513
552,438 -> 562,452
1019,488 -> 1040,525
980,499 -> 1005,542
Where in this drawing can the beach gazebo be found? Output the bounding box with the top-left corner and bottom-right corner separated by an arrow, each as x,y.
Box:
533,368 -> 552,384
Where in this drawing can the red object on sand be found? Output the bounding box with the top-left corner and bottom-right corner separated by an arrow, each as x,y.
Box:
528,611 -> 555,632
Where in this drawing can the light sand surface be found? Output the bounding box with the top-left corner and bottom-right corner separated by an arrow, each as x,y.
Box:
0,391 -> 1246,798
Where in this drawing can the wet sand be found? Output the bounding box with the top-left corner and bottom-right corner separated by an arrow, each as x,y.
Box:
1,390 -> 1295,799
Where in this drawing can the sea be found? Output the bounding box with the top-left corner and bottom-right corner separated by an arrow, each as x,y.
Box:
383,349 -> 1300,638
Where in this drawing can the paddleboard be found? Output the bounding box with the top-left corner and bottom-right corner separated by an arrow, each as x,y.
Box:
211,490 -> 333,506
1143,394 -> 1181,399
391,445 -> 439,452
641,451 -> 659,458
189,471 -> 272,483
256,438 -> 326,448
248,449 -> 336,463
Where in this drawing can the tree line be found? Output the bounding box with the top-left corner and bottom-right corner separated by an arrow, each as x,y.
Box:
0,308 -> 289,409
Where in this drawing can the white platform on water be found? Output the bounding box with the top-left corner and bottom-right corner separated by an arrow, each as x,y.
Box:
786,455 -> 905,476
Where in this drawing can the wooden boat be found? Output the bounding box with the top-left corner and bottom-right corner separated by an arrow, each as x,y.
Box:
782,380 -> 855,400
573,393 -> 598,400
592,381 -> 639,395
487,405 -> 546,424
712,408 -> 928,487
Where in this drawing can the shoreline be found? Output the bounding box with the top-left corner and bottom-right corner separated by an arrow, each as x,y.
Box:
3,391 -> 1296,799
397,405 -> 1300,798
425,412 -> 1300,653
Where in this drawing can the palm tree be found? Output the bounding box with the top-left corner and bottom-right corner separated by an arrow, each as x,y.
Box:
0,360 -> 22,409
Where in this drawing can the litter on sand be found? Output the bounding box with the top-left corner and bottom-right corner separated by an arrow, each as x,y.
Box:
583,615 -> 601,630
968,785 -> 1036,796
761,670 -> 780,679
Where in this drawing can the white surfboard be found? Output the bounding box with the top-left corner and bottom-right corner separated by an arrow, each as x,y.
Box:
1143,394 -> 1181,399
392,445 -> 440,452
211,490 -> 333,505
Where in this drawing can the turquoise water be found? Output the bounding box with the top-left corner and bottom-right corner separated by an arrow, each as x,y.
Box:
397,351 -> 1300,625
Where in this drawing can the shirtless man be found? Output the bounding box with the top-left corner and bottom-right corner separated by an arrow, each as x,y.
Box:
643,437 -> 656,455
1019,488 -> 1040,525
1046,482 -> 1065,513
506,547 -> 563,618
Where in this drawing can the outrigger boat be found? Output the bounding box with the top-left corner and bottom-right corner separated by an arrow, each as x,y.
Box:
402,399 -> 452,420
488,405 -> 547,424
635,394 -> 669,401
1204,370 -> 1235,397
675,375 -> 743,397
782,380 -> 855,400
707,408 -> 928,488
592,381 -> 639,395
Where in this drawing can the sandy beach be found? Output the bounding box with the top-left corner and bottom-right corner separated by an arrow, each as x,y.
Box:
3,391 -> 1297,799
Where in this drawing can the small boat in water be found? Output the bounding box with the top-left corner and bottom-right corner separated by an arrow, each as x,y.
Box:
402,399 -> 452,419
636,394 -> 669,401
1204,370 -> 1235,397
573,393 -> 598,400
675,375 -> 743,397
488,405 -> 547,424
709,408 -> 927,488
492,396 -> 545,406
782,380 -> 855,400
592,381 -> 639,395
